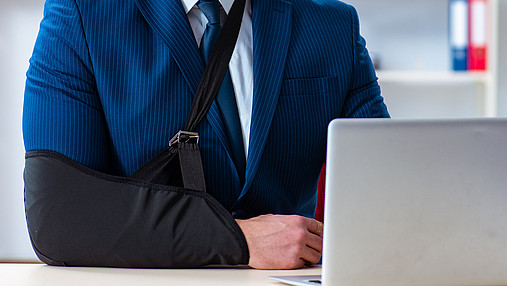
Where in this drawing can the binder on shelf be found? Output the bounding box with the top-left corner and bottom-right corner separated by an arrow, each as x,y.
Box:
468,0 -> 488,71
449,0 -> 468,71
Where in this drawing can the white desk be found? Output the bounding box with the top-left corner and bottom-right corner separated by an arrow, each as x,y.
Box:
0,263 -> 321,286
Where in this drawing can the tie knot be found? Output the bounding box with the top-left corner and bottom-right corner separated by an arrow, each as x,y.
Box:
198,0 -> 221,25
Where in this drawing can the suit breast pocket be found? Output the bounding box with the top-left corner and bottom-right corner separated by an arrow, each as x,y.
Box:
280,76 -> 341,97
275,75 -> 345,129
268,75 -> 345,159
262,76 -> 346,194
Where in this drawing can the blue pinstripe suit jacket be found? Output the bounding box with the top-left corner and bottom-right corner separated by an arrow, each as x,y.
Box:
23,0 -> 389,218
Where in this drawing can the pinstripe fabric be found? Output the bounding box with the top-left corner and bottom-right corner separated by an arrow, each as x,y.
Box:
23,0 -> 389,218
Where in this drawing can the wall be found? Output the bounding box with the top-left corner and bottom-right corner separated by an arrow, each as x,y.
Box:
349,0 -> 450,71
0,0 -> 43,261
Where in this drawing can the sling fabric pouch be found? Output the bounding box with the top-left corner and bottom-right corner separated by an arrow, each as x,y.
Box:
23,0 -> 249,267
24,150 -> 248,267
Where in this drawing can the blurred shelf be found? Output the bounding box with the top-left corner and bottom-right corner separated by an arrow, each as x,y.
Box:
377,70 -> 493,85
359,0 -> 500,117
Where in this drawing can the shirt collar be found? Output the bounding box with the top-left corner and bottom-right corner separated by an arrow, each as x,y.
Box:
181,0 -> 233,14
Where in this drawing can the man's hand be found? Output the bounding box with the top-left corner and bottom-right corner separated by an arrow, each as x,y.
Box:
235,214 -> 323,269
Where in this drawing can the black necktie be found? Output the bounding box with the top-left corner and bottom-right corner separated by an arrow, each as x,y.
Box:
198,0 -> 246,184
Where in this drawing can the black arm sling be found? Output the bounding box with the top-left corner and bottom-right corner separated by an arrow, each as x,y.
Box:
24,0 -> 249,268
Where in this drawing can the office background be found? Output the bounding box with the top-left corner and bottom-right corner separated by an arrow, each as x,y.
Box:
1,0 -> 506,262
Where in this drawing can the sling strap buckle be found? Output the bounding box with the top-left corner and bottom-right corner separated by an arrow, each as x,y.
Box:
169,131 -> 199,147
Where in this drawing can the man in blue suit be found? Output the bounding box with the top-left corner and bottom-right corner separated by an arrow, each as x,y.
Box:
23,0 -> 389,269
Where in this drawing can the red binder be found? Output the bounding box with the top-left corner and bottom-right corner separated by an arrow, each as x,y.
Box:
468,0 -> 488,70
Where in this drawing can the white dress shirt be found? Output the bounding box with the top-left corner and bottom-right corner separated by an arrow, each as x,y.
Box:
181,0 -> 253,158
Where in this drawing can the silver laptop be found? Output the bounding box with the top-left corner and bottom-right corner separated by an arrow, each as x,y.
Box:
272,118 -> 507,286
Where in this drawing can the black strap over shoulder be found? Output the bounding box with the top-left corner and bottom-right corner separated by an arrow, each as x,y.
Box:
185,0 -> 246,131
178,142 -> 207,192
130,0 -> 246,187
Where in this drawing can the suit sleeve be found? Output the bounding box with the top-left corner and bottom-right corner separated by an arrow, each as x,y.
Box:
23,0 -> 111,172
22,0 -> 249,267
340,6 -> 390,119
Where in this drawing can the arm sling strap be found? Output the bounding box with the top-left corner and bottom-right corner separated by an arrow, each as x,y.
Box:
24,0 -> 249,268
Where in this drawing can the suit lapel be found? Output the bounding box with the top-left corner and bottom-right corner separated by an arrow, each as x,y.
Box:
241,0 -> 292,195
135,0 -> 204,94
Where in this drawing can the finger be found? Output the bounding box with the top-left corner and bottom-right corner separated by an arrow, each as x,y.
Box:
305,219 -> 324,237
305,230 -> 323,253
294,258 -> 307,269
300,244 -> 322,265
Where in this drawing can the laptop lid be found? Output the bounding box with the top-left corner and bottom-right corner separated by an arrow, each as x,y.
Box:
323,118 -> 507,286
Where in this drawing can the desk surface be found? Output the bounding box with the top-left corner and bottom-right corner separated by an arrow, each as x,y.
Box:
0,263 -> 321,286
